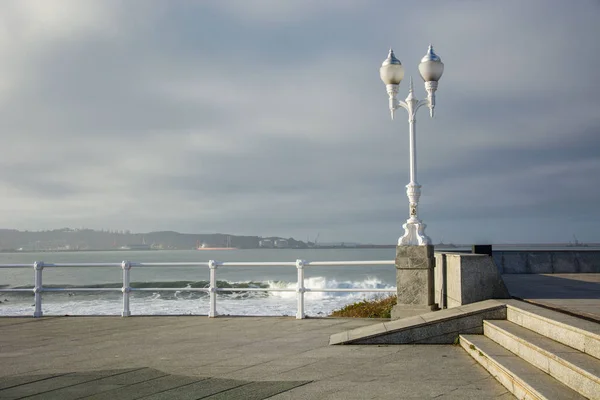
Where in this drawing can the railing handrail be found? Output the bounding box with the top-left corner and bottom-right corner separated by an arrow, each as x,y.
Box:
0,259 -> 397,319
1,260 -> 395,268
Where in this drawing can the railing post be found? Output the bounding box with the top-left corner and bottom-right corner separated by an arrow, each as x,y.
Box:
208,260 -> 218,317
296,259 -> 306,319
121,261 -> 131,317
33,261 -> 44,318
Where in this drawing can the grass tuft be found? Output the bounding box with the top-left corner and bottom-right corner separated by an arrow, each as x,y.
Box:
329,295 -> 397,318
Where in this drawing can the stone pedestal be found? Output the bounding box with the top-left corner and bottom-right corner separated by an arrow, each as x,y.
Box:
391,245 -> 438,320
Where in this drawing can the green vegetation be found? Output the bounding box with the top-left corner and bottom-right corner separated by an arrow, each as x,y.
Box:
329,295 -> 397,318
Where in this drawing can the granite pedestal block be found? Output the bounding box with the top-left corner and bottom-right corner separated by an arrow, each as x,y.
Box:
391,245 -> 437,319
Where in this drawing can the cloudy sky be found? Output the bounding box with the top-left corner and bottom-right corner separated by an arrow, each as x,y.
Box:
0,0 -> 599,244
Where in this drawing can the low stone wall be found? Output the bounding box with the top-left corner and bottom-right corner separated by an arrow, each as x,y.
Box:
434,253 -> 509,309
492,251 -> 600,274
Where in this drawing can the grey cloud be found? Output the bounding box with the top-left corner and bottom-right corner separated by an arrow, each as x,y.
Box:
0,0 -> 599,244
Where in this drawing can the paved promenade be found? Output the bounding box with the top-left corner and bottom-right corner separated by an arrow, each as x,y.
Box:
0,316 -> 513,399
502,273 -> 600,322
3,273 -> 598,399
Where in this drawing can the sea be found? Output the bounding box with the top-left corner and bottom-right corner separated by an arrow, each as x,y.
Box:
0,248 -> 398,318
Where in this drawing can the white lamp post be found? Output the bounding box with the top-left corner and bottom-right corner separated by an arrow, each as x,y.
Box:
380,45 -> 444,246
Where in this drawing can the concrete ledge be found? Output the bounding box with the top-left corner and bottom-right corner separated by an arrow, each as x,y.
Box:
329,299 -> 506,345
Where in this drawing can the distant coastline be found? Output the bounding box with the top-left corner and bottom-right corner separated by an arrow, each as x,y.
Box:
0,227 -> 598,253
3,243 -> 600,254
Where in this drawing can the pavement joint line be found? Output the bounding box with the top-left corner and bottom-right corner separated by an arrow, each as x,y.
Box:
2,368 -> 148,398
182,378 -> 256,399
0,373 -> 71,391
281,381 -> 345,399
76,369 -> 175,397
201,362 -> 265,373
263,358 -> 323,374
0,316 -> 63,327
258,380 -> 314,399
0,340 -> 117,356
107,373 -> 211,400
294,345 -> 401,360
21,370 -> 164,400
212,355 -> 321,374
269,362 -> 350,382
135,377 -> 251,400
4,368 -> 161,399
226,381 -> 279,398
220,338 -> 312,353
10,368 -> 148,384
203,379 -> 310,400
1,369 -> 47,379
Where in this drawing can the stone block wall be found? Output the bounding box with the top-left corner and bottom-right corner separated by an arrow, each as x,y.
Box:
493,251 -> 600,274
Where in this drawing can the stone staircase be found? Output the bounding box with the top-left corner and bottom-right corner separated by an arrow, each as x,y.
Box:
460,299 -> 600,400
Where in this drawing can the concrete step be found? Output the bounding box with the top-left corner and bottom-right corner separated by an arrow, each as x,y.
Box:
460,334 -> 587,400
484,319 -> 600,399
505,299 -> 600,360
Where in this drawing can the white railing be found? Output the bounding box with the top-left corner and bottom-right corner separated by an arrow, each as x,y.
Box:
0,259 -> 396,319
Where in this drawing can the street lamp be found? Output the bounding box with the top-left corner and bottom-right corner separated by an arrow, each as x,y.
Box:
380,45 -> 444,246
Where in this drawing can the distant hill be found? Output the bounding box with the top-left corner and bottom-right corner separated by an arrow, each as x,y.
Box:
0,228 -> 308,251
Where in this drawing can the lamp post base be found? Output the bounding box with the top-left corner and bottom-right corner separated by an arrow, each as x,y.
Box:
398,220 -> 431,246
392,244 -> 437,320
